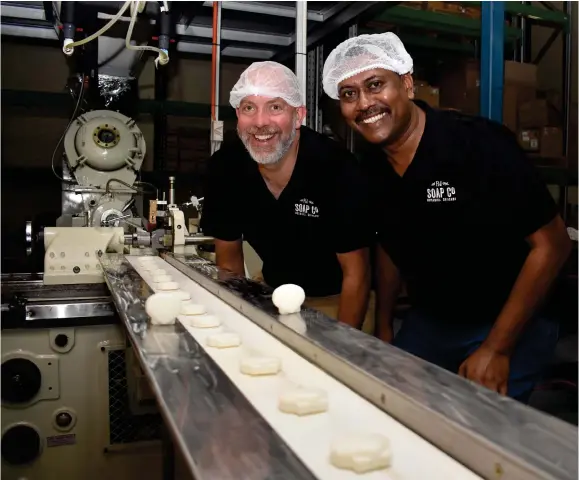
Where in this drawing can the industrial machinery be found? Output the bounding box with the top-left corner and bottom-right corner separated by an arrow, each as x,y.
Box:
29,105 -> 214,286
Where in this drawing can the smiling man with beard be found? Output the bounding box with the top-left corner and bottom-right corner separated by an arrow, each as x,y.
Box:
200,61 -> 375,331
322,33 -> 571,402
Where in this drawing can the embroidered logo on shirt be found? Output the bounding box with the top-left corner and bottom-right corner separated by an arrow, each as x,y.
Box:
295,198 -> 320,218
426,181 -> 457,203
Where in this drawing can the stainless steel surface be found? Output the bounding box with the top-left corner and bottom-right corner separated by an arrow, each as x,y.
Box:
161,252 -> 578,480
99,254 -> 315,480
25,299 -> 114,320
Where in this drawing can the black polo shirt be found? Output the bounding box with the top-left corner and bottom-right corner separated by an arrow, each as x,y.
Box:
363,101 -> 559,324
201,126 -> 373,297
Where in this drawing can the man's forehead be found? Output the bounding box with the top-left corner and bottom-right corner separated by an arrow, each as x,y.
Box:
239,96 -> 289,106
338,68 -> 394,88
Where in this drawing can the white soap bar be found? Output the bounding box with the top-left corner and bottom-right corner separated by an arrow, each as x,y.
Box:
153,274 -> 173,283
188,314 -> 221,328
240,356 -> 281,376
151,268 -> 167,276
174,290 -> 191,301
206,332 -> 241,348
272,284 -> 306,314
181,303 -> 206,315
329,433 -> 392,473
157,281 -> 179,291
145,292 -> 181,325
278,387 -> 328,416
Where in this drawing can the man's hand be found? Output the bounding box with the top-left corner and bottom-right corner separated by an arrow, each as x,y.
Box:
458,345 -> 510,395
336,248 -> 371,329
377,325 -> 394,343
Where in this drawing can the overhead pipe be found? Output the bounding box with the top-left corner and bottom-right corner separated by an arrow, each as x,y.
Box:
210,1 -> 223,154
295,0 -> 307,125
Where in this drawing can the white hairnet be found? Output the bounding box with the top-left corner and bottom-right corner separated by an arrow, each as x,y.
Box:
322,32 -> 413,100
229,61 -> 304,108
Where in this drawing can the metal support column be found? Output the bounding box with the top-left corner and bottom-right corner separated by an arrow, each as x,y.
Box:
346,23 -> 358,152
210,1 -> 223,155
295,0 -> 307,124
306,45 -> 323,132
154,66 -> 169,171
480,1 -> 505,123
560,0 -> 572,222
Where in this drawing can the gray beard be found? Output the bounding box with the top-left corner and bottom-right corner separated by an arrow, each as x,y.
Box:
238,127 -> 297,165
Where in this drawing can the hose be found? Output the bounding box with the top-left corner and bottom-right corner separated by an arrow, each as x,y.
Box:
126,0 -> 169,68
63,0 -> 132,54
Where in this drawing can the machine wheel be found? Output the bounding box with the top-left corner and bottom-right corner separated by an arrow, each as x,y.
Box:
1,358 -> 42,404
1,424 -> 42,465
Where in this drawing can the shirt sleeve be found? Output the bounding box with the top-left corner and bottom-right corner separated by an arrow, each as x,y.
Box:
327,152 -> 376,254
478,123 -> 559,238
199,147 -> 243,241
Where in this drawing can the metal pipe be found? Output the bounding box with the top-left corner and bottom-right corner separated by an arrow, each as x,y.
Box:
295,0 -> 307,125
184,235 -> 214,245
561,1 -> 572,222
346,24 -> 358,153
520,1 -> 531,63
168,176 -> 176,206
210,1 -> 222,155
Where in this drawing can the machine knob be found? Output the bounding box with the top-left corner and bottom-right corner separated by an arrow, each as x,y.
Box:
1,424 -> 42,465
55,412 -> 73,428
55,334 -> 69,348
1,359 -> 41,403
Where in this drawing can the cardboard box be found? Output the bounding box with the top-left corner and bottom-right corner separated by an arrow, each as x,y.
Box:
413,80 -> 440,107
439,60 -> 480,113
519,99 -> 560,128
439,60 -> 537,131
426,2 -> 481,18
518,129 -> 540,152
539,127 -> 563,158
504,61 -> 538,88
503,84 -> 536,132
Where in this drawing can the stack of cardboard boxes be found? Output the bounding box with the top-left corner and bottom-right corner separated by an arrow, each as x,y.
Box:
413,80 -> 440,107
435,59 -> 565,162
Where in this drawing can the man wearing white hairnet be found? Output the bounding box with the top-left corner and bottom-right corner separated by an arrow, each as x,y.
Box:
323,33 -> 571,402
200,61 -> 375,331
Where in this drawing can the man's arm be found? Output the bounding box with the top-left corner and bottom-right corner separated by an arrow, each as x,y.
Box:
458,124 -> 571,394
459,216 -> 570,394
215,239 -> 245,277
485,215 -> 571,353
374,244 -> 402,342
336,248 -> 371,329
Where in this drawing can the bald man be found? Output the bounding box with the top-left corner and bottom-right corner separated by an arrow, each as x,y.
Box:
201,61 -> 375,332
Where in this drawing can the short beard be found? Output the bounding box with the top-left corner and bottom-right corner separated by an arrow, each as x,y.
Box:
238,117 -> 297,165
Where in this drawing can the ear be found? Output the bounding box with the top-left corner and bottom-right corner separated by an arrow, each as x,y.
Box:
295,106 -> 307,127
235,108 -> 240,119
401,74 -> 415,100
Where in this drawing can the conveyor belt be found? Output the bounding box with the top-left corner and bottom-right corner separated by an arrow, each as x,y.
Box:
128,255 -> 480,480
100,253 -> 578,480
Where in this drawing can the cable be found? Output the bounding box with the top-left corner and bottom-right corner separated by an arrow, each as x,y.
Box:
105,178 -> 157,196
51,74 -> 86,182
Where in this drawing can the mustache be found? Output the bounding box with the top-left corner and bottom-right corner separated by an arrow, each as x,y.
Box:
242,127 -> 281,136
356,105 -> 391,123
